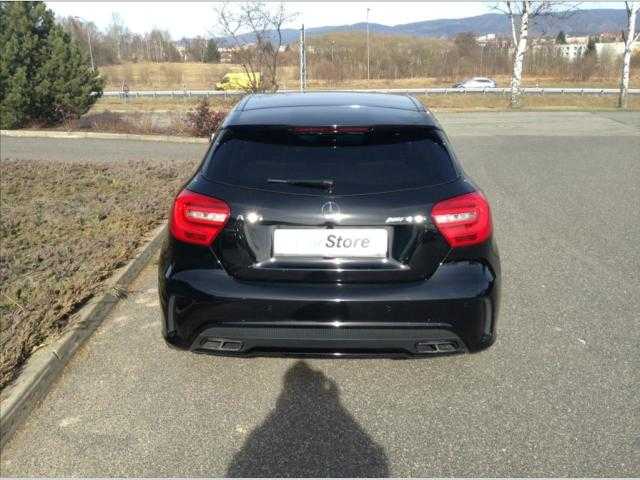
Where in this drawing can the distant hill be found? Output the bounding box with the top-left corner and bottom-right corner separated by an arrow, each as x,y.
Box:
222,8 -> 638,45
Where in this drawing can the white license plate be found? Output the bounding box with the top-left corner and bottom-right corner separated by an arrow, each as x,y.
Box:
273,228 -> 388,258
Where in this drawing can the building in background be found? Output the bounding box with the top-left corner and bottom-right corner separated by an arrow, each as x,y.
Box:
475,33 -> 496,45
598,32 -> 625,42
595,41 -> 640,58
174,40 -> 189,62
219,47 -> 234,63
565,36 -> 589,45
555,42 -> 588,62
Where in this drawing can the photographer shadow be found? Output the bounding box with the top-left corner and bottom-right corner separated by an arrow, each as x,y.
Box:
227,360 -> 390,477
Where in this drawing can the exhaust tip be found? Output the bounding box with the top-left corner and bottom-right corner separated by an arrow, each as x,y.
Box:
200,338 -> 244,352
415,340 -> 459,353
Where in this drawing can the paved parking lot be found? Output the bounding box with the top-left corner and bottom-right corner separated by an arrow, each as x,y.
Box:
1,111 -> 639,476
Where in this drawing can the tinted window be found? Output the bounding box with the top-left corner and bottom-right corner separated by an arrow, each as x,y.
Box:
203,126 -> 457,195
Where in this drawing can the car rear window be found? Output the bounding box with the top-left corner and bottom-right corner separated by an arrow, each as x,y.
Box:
203,125 -> 458,195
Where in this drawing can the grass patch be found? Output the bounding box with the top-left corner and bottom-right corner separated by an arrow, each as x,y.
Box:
93,96 -> 237,113
0,158 -> 197,390
64,110 -> 193,137
57,105 -> 230,138
91,93 -> 639,115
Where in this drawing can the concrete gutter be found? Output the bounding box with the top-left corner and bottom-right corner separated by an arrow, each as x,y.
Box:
0,129 -> 208,144
0,224 -> 168,449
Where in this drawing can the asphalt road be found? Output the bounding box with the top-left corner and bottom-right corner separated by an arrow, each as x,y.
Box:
1,111 -> 639,476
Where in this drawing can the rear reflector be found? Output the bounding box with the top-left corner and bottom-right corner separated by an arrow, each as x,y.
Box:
431,191 -> 492,248
170,190 -> 230,246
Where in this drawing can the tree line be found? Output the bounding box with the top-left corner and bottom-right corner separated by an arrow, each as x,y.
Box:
274,30 -> 636,85
57,13 -> 221,66
279,32 -> 513,82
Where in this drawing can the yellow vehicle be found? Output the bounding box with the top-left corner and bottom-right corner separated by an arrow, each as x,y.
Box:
215,72 -> 261,91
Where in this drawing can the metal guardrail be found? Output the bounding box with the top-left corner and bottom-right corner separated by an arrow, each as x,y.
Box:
101,87 -> 640,98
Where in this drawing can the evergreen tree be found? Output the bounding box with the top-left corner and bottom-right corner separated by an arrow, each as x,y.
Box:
555,30 -> 567,44
0,1 -> 103,128
204,39 -> 221,63
586,36 -> 597,56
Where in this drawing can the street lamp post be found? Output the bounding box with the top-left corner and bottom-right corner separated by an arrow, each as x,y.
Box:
73,16 -> 95,72
366,8 -> 371,81
299,24 -> 307,92
86,27 -> 95,72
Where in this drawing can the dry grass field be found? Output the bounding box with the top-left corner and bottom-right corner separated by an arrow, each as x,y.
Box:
99,62 -> 639,91
280,70 -> 636,90
100,62 -> 242,90
0,158 -> 197,390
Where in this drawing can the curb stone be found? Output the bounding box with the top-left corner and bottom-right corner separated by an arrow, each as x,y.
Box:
0,129 -> 208,144
0,224 -> 168,450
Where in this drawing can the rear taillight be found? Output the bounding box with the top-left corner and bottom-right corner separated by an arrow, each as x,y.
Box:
170,190 -> 230,246
431,191 -> 492,248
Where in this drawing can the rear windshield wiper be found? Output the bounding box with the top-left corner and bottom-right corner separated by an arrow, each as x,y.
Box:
267,178 -> 335,193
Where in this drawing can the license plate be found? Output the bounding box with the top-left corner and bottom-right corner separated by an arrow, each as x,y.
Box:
273,228 -> 388,258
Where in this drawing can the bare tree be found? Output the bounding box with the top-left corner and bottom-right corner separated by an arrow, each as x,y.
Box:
216,1 -> 294,92
501,1 -> 577,107
618,1 -> 640,108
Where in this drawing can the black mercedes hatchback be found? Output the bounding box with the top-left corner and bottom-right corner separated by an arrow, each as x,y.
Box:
158,92 -> 500,356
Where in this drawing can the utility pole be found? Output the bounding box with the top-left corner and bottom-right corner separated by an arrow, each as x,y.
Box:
74,16 -> 95,72
366,8 -> 371,80
299,24 -> 307,92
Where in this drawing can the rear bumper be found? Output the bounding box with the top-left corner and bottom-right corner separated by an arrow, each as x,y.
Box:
190,326 -> 467,357
159,260 -> 500,356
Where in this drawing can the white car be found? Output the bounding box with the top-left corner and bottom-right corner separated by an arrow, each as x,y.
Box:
453,77 -> 497,89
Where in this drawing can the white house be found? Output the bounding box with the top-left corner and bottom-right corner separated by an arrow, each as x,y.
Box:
475,33 -> 496,44
555,43 -> 588,62
595,41 -> 640,59
566,36 -> 589,44
175,44 -> 189,62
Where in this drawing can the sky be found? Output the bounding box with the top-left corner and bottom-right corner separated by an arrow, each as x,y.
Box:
47,1 -> 624,39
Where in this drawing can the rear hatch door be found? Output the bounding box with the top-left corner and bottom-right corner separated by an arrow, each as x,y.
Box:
192,125 -> 465,283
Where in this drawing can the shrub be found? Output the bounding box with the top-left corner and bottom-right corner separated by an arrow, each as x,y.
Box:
74,111 -> 139,133
185,98 -> 226,137
0,2 -> 104,128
